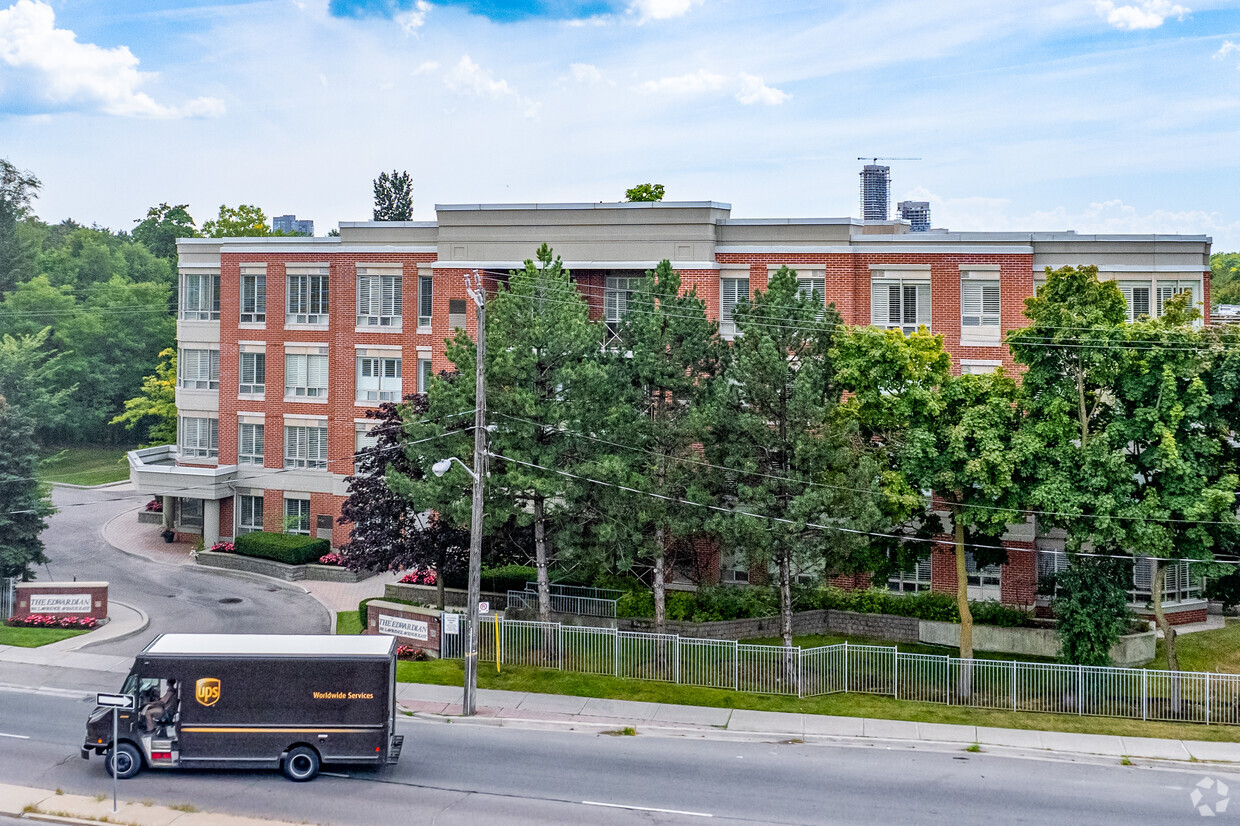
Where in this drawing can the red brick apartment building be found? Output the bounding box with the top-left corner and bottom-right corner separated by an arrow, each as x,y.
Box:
128,201 -> 1213,620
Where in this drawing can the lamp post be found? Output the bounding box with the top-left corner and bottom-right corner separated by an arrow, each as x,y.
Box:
432,271 -> 487,717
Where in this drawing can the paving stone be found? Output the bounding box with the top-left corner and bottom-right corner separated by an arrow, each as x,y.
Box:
516,693 -> 589,714
1182,740 -> 1240,763
0,783 -> 55,816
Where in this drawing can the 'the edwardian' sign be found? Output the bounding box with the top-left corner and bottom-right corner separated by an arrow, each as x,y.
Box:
378,614 -> 429,641
29,593 -> 92,613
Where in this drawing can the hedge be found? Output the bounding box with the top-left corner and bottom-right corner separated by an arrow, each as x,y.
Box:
443,564 -> 538,594
233,531 -> 331,566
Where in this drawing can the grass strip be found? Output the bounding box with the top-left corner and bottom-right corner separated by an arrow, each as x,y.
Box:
0,626 -> 89,647
39,446 -> 132,486
396,657 -> 1240,743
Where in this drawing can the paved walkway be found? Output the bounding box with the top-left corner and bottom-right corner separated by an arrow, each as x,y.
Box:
0,782 -> 307,826
392,681 -> 1240,764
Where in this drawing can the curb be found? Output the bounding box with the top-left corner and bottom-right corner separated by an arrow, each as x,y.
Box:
50,480 -> 133,491
100,506 -> 190,568
69,601 -> 150,651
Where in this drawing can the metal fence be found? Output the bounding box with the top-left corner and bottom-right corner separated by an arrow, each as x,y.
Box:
505,582 -> 621,619
438,614 -> 1240,727
0,577 -> 16,621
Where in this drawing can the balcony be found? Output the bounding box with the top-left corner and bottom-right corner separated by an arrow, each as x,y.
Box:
126,445 -> 236,501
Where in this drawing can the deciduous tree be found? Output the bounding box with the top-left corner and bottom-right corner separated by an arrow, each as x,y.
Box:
624,183 -> 664,202
201,204 -> 273,237
110,348 -> 177,447
0,394 -> 52,579
373,171 -> 413,221
133,203 -> 198,260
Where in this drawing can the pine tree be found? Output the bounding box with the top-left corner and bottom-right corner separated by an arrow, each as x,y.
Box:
0,395 -> 52,579
373,171 -> 413,221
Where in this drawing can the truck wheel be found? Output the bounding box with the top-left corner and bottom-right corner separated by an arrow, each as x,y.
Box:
104,742 -> 143,780
282,746 -> 320,782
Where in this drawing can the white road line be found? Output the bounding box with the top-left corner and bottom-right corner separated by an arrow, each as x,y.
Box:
0,683 -> 94,700
582,801 -> 712,817
0,732 -> 31,739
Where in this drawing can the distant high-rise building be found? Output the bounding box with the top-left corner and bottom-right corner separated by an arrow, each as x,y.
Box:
273,214 -> 314,236
859,165 -> 891,221
897,201 -> 931,232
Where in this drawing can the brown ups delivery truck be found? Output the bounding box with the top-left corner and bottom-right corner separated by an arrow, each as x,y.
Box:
82,634 -> 403,782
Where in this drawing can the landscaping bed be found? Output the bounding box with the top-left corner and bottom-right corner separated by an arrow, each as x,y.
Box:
196,549 -> 374,583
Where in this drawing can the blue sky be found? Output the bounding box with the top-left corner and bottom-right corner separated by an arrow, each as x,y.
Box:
1,0 -> 1238,249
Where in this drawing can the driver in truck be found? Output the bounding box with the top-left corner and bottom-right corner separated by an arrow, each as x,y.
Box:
141,679 -> 177,733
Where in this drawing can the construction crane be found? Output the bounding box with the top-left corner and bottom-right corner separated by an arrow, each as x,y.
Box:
857,156 -> 921,163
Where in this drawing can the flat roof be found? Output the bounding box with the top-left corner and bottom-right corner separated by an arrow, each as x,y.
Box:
435,200 -> 731,211
143,634 -> 394,657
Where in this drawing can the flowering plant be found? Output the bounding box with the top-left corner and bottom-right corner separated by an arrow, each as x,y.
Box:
318,553 -> 346,566
144,499 -> 163,512
395,645 -> 428,661
210,541 -> 235,553
7,614 -> 98,629
400,569 -> 437,585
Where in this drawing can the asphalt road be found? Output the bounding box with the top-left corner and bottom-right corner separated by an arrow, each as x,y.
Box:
39,485 -> 329,657
0,690 -> 1232,825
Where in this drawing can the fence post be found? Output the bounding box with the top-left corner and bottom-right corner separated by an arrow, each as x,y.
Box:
674,636 -> 680,685
892,646 -> 899,700
944,655 -> 951,706
557,624 -> 563,671
733,640 -> 739,691
1142,669 -> 1148,721
1206,673 -> 1211,726
1078,664 -> 1083,716
843,640 -> 849,694
1010,660 -> 1016,712
614,629 -> 620,678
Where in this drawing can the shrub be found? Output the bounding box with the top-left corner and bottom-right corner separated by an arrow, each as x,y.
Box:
8,614 -> 98,629
400,569 -> 437,585
209,541 -> 235,553
396,645 -> 428,661
318,553 -> 345,566
481,564 -> 538,593
970,600 -> 1032,628
233,531 -> 330,566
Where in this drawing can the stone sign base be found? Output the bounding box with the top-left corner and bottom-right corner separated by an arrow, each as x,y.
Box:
14,581 -> 108,620
366,600 -> 443,657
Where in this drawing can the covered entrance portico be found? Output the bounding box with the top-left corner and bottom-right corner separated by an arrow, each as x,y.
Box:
126,446 -> 236,547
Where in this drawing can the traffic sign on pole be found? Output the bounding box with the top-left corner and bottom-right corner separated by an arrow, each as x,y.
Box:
96,693 -> 134,710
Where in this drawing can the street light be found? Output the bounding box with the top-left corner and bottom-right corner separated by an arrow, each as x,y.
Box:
431,457 -> 476,480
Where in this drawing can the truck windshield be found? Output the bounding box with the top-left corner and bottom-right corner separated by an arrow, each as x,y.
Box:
120,673 -> 138,695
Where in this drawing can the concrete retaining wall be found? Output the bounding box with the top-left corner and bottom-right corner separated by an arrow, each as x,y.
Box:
196,550 -> 374,583
918,619 -> 1155,666
616,609 -> 920,643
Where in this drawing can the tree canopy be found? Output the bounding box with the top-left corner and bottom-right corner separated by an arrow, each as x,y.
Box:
624,183 -> 665,202
373,170 -> 414,221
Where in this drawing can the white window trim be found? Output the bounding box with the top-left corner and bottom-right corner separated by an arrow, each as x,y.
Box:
283,350 -> 329,403
356,354 -> 403,404
239,350 -> 265,398
283,495 -> 312,535
356,267 -> 403,331
283,424 -> 328,470
960,275 -> 1001,346
237,420 -> 265,466
417,273 -> 434,332
240,265 -> 267,326
870,272 -> 931,334
720,271 -> 750,340
180,271 -> 220,321
236,493 -> 264,535
285,267 -> 330,328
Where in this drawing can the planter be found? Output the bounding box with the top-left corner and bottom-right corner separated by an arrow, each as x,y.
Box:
918,619 -> 1156,666
195,550 -> 375,583
161,530 -> 175,543
137,511 -> 164,525
385,581 -> 508,610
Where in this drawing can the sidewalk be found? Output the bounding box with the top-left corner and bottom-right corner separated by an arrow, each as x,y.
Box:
0,782 -> 319,826
393,682 -> 1240,765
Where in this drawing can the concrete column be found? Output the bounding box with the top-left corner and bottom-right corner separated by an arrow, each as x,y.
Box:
203,499 -> 220,548
162,496 -> 174,531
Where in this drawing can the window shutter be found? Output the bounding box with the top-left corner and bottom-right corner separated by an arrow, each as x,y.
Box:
981,283 -> 1000,320
961,282 -> 981,324
308,355 -> 328,392
1132,286 -> 1150,318
255,275 -> 266,314
915,284 -> 931,329
358,276 -> 373,316
869,281 -> 887,327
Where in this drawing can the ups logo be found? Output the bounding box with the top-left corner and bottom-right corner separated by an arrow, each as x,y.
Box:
195,678 -> 221,707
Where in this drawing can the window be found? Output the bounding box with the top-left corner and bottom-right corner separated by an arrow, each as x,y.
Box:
284,424 -> 328,469
357,271 -> 402,328
177,498 -> 204,529
1119,283 -> 1152,322
355,424 -> 380,468
722,568 -> 750,584
961,278 -> 1001,344
960,360 -> 1000,376
604,276 -> 644,338
178,349 -> 219,390
419,275 -> 433,328
357,355 -> 402,402
871,275 -> 930,334
796,275 -> 825,302
888,558 -> 932,593
239,351 -> 265,396
284,352 -> 328,399
417,357 -> 433,394
237,494 -> 263,535
181,272 -> 220,320
1155,280 -> 1196,318
965,552 -> 1001,589
240,270 -> 266,324
237,422 -> 264,465
448,299 -> 467,329
179,417 -> 218,459
287,271 -> 329,325
283,497 -> 311,535
720,276 -> 750,338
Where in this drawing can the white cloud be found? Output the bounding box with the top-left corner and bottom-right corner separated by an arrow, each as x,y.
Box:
1215,40 -> 1239,62
0,0 -> 223,118
734,73 -> 790,105
639,69 -> 789,105
413,60 -> 439,75
570,62 -> 603,84
629,0 -> 702,23
1093,0 -> 1189,31
443,55 -> 539,117
394,0 -> 432,35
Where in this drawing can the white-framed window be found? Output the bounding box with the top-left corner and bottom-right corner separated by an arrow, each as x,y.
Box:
871,274 -> 930,334
237,494 -> 263,535
355,423 -> 380,468
357,270 -> 402,328
417,357 -> 433,394
965,552 -> 1001,589
179,416 -> 218,459
357,355 -> 402,403
1155,280 -> 1197,318
960,360 -> 1000,376
419,275 -> 433,329
720,276 -> 750,338
285,424 -> 328,469
287,270 -> 329,325
722,568 -> 750,584
1119,282 -> 1152,322
961,277 -> 1001,345
237,422 -> 264,465
240,269 -> 266,324
888,558 -> 932,593
448,298 -> 467,329
796,274 -> 825,302
284,352 -> 328,399
181,272 -> 220,320
283,497 -> 311,535
604,276 -> 644,339
239,351 -> 265,397
178,349 -> 219,390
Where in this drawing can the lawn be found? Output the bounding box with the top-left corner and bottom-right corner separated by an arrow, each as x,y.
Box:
39,445 -> 132,486
1147,620 -> 1240,674
336,611 -> 363,635
744,633 -> 1060,664
0,626 -> 89,647
396,657 -> 1240,743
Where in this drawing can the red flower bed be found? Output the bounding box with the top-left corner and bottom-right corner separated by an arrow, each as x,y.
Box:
209,541 -> 235,553
144,499 -> 163,512
399,569 -> 437,585
7,614 -> 98,629
318,553 -> 346,566
396,645 -> 428,661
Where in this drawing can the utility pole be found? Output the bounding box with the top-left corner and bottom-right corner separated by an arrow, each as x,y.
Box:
463,271 -> 487,717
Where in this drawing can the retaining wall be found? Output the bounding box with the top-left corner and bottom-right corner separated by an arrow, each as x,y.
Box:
616,609 -> 920,643
384,581 -> 508,610
918,619 -> 1156,667
196,550 -> 374,583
